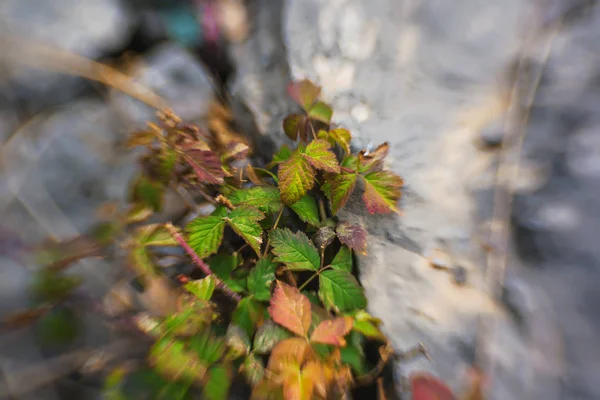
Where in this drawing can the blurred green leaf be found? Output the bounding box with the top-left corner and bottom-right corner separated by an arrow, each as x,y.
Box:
203,365 -> 231,400
232,298 -> 265,337
247,258 -> 277,301
253,319 -> 292,355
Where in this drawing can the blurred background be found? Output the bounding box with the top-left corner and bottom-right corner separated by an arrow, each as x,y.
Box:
1,0 -> 600,399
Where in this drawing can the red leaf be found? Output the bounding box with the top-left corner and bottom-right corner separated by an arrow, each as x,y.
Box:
288,80 -> 321,112
309,317 -> 353,346
335,222 -> 367,255
184,149 -> 225,184
410,373 -> 457,400
269,281 -> 312,337
302,139 -> 340,174
362,171 -> 403,214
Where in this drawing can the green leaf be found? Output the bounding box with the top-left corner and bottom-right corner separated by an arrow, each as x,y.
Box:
271,145 -> 293,166
253,319 -> 293,355
322,173 -> 357,215
242,353 -> 265,386
341,154 -> 359,170
308,101 -> 333,123
119,369 -> 191,400
247,257 -> 277,301
132,175 -> 164,212
289,195 -> 320,226
226,205 -> 265,256
302,139 -> 340,173
283,114 -> 306,141
232,298 -> 265,337
278,153 -> 315,205
36,307 -> 79,346
183,149 -> 225,185
336,222 -> 367,255
150,337 -> 206,383
362,171 -> 403,214
158,146 -> 178,182
189,330 -> 225,365
184,275 -> 216,300
225,324 -> 251,359
229,186 -> 283,214
204,365 -> 231,400
139,224 -> 177,247
129,246 -> 156,277
340,346 -> 368,375
161,300 -> 214,336
319,270 -> 367,312
269,229 -> 320,271
185,214 -> 226,259
330,246 -> 353,272
208,254 -> 245,293
328,128 -> 352,153
352,310 -> 386,341
288,79 -> 321,111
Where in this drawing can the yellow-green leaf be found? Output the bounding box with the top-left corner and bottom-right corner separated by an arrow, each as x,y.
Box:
184,275 -> 216,300
328,128 -> 352,153
185,212 -> 226,259
125,204 -> 153,224
330,246 -> 352,272
362,171 -> 403,214
308,101 -> 333,124
229,186 -> 283,214
226,205 -> 265,256
269,229 -> 320,271
289,195 -> 320,226
150,337 -> 206,384
322,173 -> 357,215
302,139 -> 340,173
189,330 -> 225,365
203,365 -> 231,400
278,153 -> 315,205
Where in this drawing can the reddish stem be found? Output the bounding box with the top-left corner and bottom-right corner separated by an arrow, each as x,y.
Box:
166,223 -> 241,302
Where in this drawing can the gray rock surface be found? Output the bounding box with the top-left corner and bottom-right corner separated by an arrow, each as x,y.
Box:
109,43 -> 215,130
230,0 -> 600,398
0,0 -> 134,109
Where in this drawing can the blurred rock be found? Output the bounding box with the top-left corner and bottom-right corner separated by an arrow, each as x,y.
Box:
110,43 -> 215,130
0,0 -> 134,110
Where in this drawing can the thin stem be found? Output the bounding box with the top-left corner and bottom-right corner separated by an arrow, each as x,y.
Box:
166,223 -> 241,302
262,208 -> 284,258
298,272 -> 319,292
318,197 -> 327,222
340,166 -> 355,174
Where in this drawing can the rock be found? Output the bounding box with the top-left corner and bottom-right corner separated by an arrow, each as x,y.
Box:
478,118 -> 505,149
0,0 -> 134,110
109,43 -> 215,130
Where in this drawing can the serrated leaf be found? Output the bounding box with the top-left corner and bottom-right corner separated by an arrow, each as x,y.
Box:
242,353 -> 265,386
288,80 -> 321,111
410,373 -> 457,400
278,153 -> 315,205
184,149 -> 225,185
233,298 -> 265,337
184,275 -> 216,300
269,229 -> 320,271
359,142 -> 389,172
302,139 -> 340,173
229,186 -> 283,214
271,145 -> 293,166
248,258 -> 277,301
253,319 -> 293,354
330,246 -> 352,272
225,324 -> 251,359
269,281 -> 312,337
314,227 -> 336,251
340,346 -> 368,375
322,173 -> 357,215
289,195 -> 320,226
226,205 -> 265,256
362,171 -> 404,214
126,204 -> 153,224
283,114 -> 306,141
328,128 -> 351,153
309,317 -> 353,346
203,365 -> 231,400
268,337 -> 314,374
336,222 -> 367,255
185,214 -> 226,258
308,101 -> 333,124
319,270 -> 367,312
150,337 -> 206,384
189,330 -> 225,365
208,254 -> 245,293
132,175 -> 164,212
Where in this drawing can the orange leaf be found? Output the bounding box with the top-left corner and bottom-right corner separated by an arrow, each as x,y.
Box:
268,281 -> 312,337
268,337 -> 313,375
282,367 -> 314,400
411,373 -> 457,400
309,317 -> 353,346
302,361 -> 329,398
